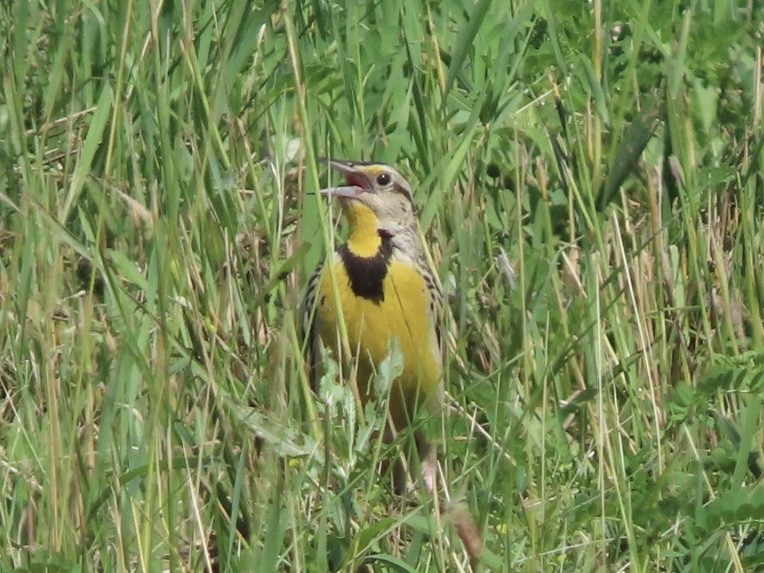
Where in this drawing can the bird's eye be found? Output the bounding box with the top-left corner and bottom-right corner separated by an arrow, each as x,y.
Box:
376,172 -> 391,186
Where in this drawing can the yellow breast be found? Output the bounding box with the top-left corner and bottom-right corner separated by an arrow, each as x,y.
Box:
316,256 -> 441,425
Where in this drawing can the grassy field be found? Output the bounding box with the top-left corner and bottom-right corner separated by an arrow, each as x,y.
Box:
2,0 -> 764,571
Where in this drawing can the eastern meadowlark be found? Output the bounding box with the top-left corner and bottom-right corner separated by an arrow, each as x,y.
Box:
303,159 -> 442,492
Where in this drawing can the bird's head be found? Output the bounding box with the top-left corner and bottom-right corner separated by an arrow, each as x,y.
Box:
321,160 -> 416,236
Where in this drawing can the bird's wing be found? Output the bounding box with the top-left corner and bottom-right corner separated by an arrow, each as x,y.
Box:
300,262 -> 324,390
418,256 -> 445,411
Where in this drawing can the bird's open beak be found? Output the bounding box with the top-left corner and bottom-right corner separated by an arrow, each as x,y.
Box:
320,185 -> 361,199
319,160 -> 369,199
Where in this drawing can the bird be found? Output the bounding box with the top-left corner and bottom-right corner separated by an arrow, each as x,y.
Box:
303,159 -> 443,493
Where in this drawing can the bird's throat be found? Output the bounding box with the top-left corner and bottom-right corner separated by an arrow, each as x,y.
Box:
344,202 -> 383,257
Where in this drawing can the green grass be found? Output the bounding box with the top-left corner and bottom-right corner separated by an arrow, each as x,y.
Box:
2,0 -> 764,571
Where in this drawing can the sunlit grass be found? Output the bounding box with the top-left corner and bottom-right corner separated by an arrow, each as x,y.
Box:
1,0 -> 763,571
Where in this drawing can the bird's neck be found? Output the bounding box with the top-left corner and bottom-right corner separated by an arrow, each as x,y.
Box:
344,202 -> 385,258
